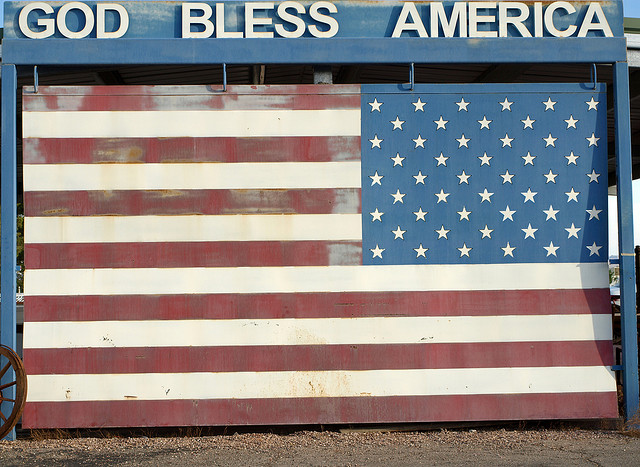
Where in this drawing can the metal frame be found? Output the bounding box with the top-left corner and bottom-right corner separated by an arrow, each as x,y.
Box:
1,1 -> 637,439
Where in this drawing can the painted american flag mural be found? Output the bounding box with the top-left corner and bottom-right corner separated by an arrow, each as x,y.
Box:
21,84 -> 616,428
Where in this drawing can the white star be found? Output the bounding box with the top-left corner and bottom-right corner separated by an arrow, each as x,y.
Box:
368,98 -> 382,112
565,151 -> 579,165
412,98 -> 426,112
392,225 -> 407,240
457,206 -> 471,221
500,133 -> 514,147
586,205 -> 602,220
458,243 -> 472,257
478,115 -> 492,129
500,170 -> 515,184
543,133 -> 557,147
521,188 -> 537,203
414,244 -> 428,258
435,225 -> 450,239
456,134 -> 470,148
434,152 -> 449,166
502,242 -> 516,257
391,153 -> 405,166
564,115 -> 579,129
435,189 -> 450,203
390,116 -> 405,130
565,223 -> 581,239
370,244 -> 385,259
457,170 -> 471,184
478,152 -> 492,166
499,97 -> 513,111
586,97 -> 599,110
522,223 -> 538,239
478,188 -> 494,203
544,241 -> 559,257
522,152 -> 536,165
565,188 -> 580,202
413,207 -> 428,221
434,116 -> 448,130
369,135 -> 383,148
587,242 -> 602,256
413,134 -> 427,148
369,171 -> 384,186
391,189 -> 406,204
543,170 -> 558,183
586,133 -> 600,147
456,97 -> 469,111
543,97 -> 557,111
479,225 -> 494,239
543,205 -> 560,221
587,169 -> 601,183
521,115 -> 535,129
413,171 -> 427,184
370,208 -> 383,222
500,206 -> 516,221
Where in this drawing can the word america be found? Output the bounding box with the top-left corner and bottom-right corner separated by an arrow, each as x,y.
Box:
18,1 -> 613,39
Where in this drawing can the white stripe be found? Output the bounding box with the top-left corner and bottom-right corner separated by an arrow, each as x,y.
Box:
23,109 -> 361,138
24,263 -> 608,296
26,367 -> 616,402
23,162 -> 362,191
25,214 -> 362,243
22,315 -> 612,349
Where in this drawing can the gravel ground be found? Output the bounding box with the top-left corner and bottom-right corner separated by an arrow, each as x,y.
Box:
2,428 -> 640,466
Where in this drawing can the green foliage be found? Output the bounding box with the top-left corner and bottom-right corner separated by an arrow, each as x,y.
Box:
0,203 -> 25,291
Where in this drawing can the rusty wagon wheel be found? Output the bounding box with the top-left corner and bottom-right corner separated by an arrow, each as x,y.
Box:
0,345 -> 27,439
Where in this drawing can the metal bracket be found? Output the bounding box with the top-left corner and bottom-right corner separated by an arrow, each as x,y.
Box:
409,63 -> 415,91
223,63 -> 227,92
590,63 -> 597,90
33,66 -> 38,94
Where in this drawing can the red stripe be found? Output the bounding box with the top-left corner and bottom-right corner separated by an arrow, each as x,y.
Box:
22,393 -> 619,428
23,84 -> 361,111
23,136 -> 360,164
23,341 -> 615,375
25,241 -> 362,269
25,91 -> 359,112
24,289 -> 611,322
24,188 -> 361,217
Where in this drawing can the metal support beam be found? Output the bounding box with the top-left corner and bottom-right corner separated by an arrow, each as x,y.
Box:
613,61 -> 640,423
1,64 -> 18,441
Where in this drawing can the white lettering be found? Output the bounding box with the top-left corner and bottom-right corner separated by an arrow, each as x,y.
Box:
216,3 -> 243,38
96,4 -> 129,39
469,2 -> 498,38
498,2 -> 531,37
245,2 -> 274,38
182,3 -> 214,38
308,2 -> 338,38
57,2 -> 94,39
275,1 -> 306,38
391,2 -> 428,38
430,2 -> 467,37
544,1 -> 577,37
18,2 -> 55,39
534,2 -> 543,37
577,2 -> 613,37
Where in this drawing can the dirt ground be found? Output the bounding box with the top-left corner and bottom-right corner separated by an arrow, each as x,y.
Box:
2,427 -> 640,466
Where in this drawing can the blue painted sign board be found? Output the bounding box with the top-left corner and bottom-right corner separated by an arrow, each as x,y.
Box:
0,0 -> 637,437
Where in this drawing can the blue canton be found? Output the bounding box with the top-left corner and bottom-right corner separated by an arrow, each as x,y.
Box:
361,84 -> 608,265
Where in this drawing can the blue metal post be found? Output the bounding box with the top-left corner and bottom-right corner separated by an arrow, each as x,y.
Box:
613,60 -> 639,422
1,64 -> 18,441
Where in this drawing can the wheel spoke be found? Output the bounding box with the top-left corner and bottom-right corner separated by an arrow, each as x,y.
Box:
0,361 -> 11,379
0,397 -> 15,402
0,381 -> 16,391
0,410 -> 7,423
